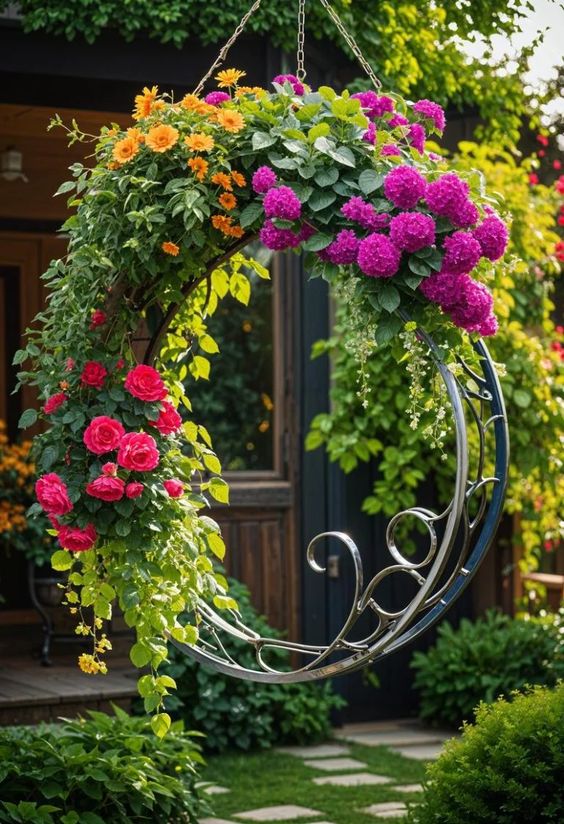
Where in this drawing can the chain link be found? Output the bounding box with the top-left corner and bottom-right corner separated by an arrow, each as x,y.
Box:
192,0 -> 263,97
296,0 -> 307,81
317,0 -> 382,89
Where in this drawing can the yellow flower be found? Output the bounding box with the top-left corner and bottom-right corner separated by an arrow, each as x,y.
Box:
112,136 -> 140,165
180,94 -> 211,115
133,86 -> 159,120
126,127 -> 145,143
145,124 -> 179,153
185,133 -> 215,152
162,241 -> 180,256
78,653 -> 100,675
216,109 -> 245,133
215,68 -> 246,88
219,192 -> 237,210
235,86 -> 266,99
188,156 -> 209,181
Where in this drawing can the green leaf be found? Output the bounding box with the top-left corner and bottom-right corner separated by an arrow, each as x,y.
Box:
239,201 -> 264,229
54,180 -> 76,196
115,520 -> 131,537
252,131 -> 277,150
314,167 -> 339,187
130,642 -> 152,668
308,123 -> 331,143
308,190 -> 337,212
213,595 -> 238,610
328,146 -> 356,167
51,550 -> 73,571
358,169 -> 384,195
379,284 -> 401,312
302,233 -> 333,252
207,532 -> 226,560
513,389 -> 532,408
408,257 -> 432,277
199,334 -> 219,354
375,315 -> 403,345
151,712 -> 171,738
18,408 -> 37,429
208,477 -> 229,504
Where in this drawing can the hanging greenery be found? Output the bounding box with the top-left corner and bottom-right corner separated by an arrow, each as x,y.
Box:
15,70 -> 510,732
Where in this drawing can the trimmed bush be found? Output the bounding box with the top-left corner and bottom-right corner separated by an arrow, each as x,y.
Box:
407,683 -> 564,824
161,576 -> 346,752
0,706 -> 206,823
410,609 -> 564,726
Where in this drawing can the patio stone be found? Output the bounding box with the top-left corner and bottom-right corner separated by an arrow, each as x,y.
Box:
196,782 -> 230,795
394,783 -> 423,793
341,729 -> 450,747
313,772 -> 391,787
199,818 -> 236,824
304,757 -> 367,772
277,744 -> 350,758
390,743 -> 444,760
234,805 -> 321,821
361,802 -> 407,818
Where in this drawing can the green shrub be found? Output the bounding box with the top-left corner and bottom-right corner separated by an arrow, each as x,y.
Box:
407,683 -> 564,824
0,706 -> 207,823
160,577 -> 346,752
410,609 -> 564,727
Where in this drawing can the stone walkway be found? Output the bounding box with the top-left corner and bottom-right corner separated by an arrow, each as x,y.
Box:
199,719 -> 456,823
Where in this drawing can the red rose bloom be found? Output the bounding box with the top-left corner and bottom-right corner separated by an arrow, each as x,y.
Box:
125,481 -> 144,498
124,365 -> 167,402
86,475 -> 125,501
164,479 -> 184,498
102,462 -> 118,476
83,416 -> 125,454
89,309 -> 107,329
117,432 -> 160,471
43,392 -> 67,415
35,473 -> 73,516
81,361 -> 108,389
58,523 -> 97,552
151,400 -> 182,435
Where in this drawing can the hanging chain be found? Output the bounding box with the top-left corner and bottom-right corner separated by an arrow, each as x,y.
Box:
192,0 -> 263,96
317,0 -> 382,89
296,0 -> 307,81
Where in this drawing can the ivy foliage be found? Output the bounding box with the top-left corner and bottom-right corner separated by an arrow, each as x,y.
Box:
307,140 -> 563,571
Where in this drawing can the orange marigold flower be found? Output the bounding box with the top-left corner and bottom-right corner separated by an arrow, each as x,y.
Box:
231,171 -> 246,188
162,241 -> 180,256
112,136 -> 140,165
185,133 -> 215,152
227,225 -> 245,239
216,68 -> 246,88
212,214 -> 234,234
180,94 -> 209,114
219,192 -> 237,210
146,124 -> 179,153
211,172 -> 233,191
106,127 -> 119,137
188,156 -> 209,181
216,109 -> 245,133
133,85 -> 159,120
126,127 -> 145,143
107,161 -> 120,170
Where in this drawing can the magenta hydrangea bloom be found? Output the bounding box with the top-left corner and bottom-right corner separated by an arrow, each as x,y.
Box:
259,220 -> 300,251
341,196 -> 389,231
389,212 -> 436,252
363,122 -> 376,145
357,233 -> 401,278
322,229 -> 359,264
419,271 -> 465,307
383,165 -> 426,209
352,91 -> 394,119
263,185 -> 302,221
413,99 -> 446,133
448,278 -> 495,333
273,74 -> 305,95
204,91 -> 230,106
408,123 -> 426,154
425,173 -> 469,219
452,200 -> 480,229
252,165 -> 277,194
441,231 -> 482,275
381,144 -> 401,157
478,314 -> 498,336
298,223 -> 316,242
473,214 -> 509,261
389,114 -> 409,128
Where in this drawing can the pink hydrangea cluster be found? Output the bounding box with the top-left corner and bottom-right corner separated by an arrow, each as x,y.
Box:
320,229 -> 359,264
352,91 -> 394,119
357,233 -> 401,278
389,212 -> 435,252
273,74 -> 305,95
341,196 -> 389,231
383,166 -> 426,209
252,165 -> 277,194
381,144 -> 401,157
425,172 -> 479,228
389,114 -> 409,128
204,91 -> 230,106
473,214 -> 509,261
441,231 -> 482,275
419,272 -> 496,336
419,271 -> 465,306
259,219 -> 300,250
413,99 -> 446,133
363,122 -> 376,145
408,123 -> 426,154
263,185 -> 302,220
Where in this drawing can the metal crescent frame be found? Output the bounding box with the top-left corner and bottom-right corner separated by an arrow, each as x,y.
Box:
166,312 -> 509,683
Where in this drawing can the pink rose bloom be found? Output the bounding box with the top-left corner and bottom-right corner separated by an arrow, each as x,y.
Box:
35,473 -> 73,516
86,475 -> 125,502
117,432 -> 160,472
164,479 -> 184,498
125,481 -> 144,499
83,416 -> 125,454
43,392 -> 67,415
151,400 -> 182,435
65,358 -> 75,371
58,523 -> 97,552
89,309 -> 107,329
124,365 -> 167,402
102,462 -> 118,476
81,361 -> 108,389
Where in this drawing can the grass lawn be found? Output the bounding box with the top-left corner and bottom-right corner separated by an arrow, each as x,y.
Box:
203,742 -> 428,823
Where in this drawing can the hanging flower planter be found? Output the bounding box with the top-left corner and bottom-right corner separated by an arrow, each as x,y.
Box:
14,0 -> 511,735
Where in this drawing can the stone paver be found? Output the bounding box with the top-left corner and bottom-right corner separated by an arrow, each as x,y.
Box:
341,729 -> 450,747
390,742 -> 444,760
277,744 -> 350,758
196,782 -> 230,795
361,802 -> 407,819
394,783 -> 423,793
313,772 -> 391,787
199,818 -> 236,824
304,757 -> 367,772
234,805 -> 321,821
